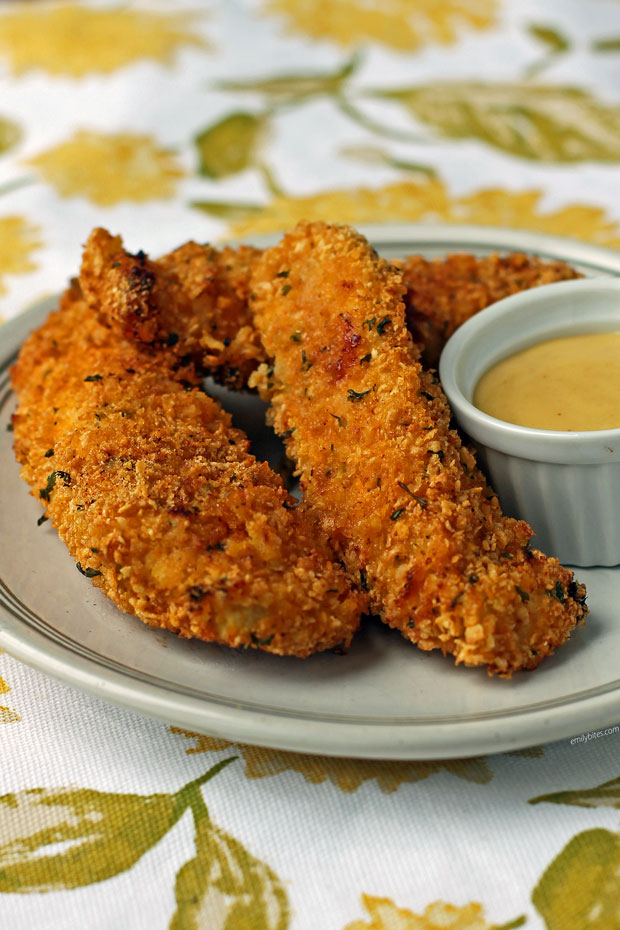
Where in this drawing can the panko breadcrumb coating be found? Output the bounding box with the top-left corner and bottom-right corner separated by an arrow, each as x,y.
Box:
401,252 -> 581,368
10,282 -> 362,656
80,227 -> 266,389
81,229 -> 581,387
249,221 -> 587,676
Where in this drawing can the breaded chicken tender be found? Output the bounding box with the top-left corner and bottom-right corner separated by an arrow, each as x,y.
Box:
10,284 -> 362,656
81,228 -> 581,388
402,252 -> 580,368
80,227 -> 266,388
249,222 -> 587,676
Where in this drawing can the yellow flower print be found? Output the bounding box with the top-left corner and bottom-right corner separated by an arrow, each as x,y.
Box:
174,731 -> 231,754
0,4 -> 207,77
345,895 -> 499,930
0,652 -> 20,724
28,131 -> 185,206
262,0 -> 497,52
171,729 -> 493,793
0,216 -> 41,296
228,177 -> 620,250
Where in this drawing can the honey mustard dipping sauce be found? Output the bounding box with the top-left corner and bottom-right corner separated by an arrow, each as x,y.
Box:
473,331 -> 620,431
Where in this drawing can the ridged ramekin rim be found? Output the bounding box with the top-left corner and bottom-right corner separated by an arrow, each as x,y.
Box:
439,278 -> 620,465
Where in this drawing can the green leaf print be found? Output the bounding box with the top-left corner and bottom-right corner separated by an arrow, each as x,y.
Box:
0,756 -> 291,926
0,787 -> 177,892
195,112 -> 265,179
529,775 -> 620,809
339,143 -> 437,177
523,24 -> 571,79
375,82 -> 620,162
592,37 -> 620,53
216,53 -> 360,103
171,800 -> 290,930
190,200 -> 263,219
527,24 -> 570,55
0,759 -> 235,893
0,117 -> 21,155
532,828 -> 620,929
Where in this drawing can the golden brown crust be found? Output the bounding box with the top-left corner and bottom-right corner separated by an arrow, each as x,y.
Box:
79,229 -> 581,387
10,285 -> 362,657
400,252 -> 581,368
249,221 -> 587,676
79,227 -> 266,388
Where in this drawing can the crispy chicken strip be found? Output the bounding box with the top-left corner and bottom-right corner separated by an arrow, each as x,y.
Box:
401,252 -> 581,368
82,228 -> 580,386
249,222 -> 587,676
10,283 -> 362,656
79,227 -> 266,388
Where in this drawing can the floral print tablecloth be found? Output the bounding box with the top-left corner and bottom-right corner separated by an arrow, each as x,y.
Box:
2,2 -> 620,928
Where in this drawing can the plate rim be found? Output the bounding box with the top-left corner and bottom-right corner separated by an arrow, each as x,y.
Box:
2,222 -> 620,760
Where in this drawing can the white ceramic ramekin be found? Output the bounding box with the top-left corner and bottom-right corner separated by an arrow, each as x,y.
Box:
439,277 -> 620,566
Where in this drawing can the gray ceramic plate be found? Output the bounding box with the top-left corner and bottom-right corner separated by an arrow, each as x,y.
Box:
2,224 -> 620,760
